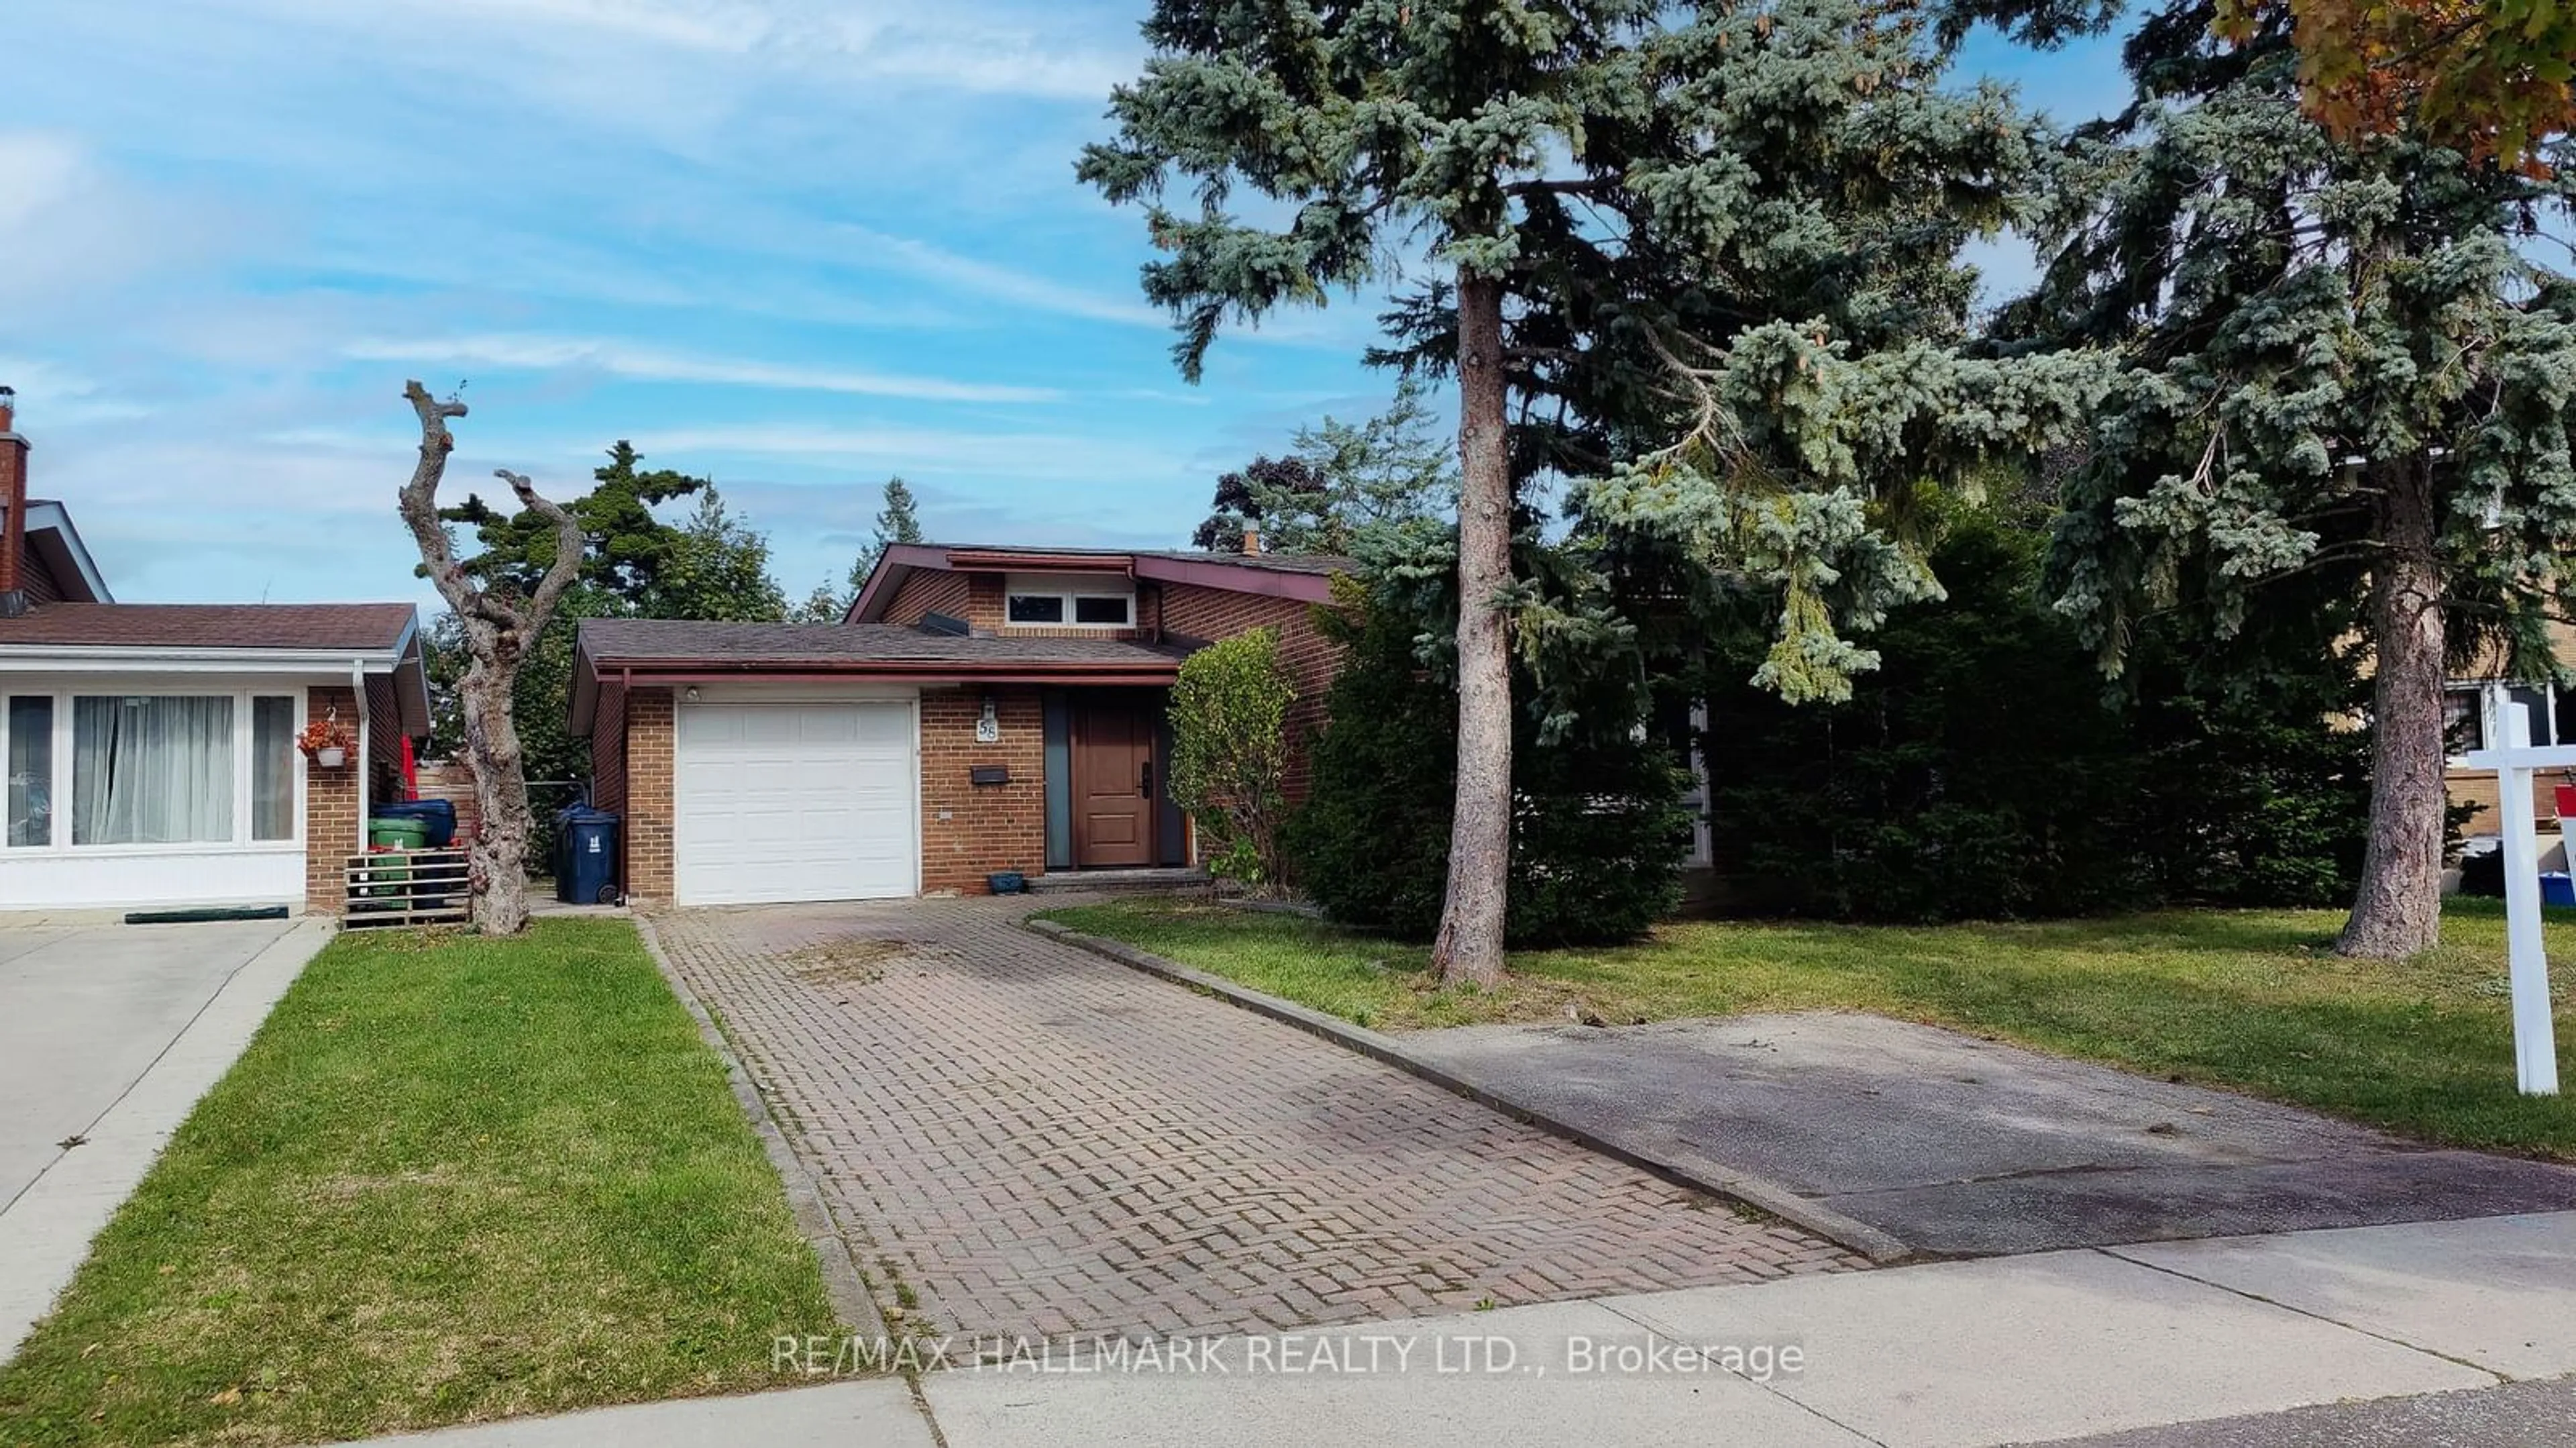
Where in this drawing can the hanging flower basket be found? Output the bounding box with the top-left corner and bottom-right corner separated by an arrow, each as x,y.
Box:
298,715 -> 355,768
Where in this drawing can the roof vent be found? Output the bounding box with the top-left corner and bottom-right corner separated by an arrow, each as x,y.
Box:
918,611 -> 972,637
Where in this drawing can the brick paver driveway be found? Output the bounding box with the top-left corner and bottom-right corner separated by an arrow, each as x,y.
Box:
653,898 -> 1860,1342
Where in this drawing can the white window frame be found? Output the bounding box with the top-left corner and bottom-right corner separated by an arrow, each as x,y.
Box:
2447,679 -> 2569,764
0,680 -> 307,856
1002,572 -> 1135,630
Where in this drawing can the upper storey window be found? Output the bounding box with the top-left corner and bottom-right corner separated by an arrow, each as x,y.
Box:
1004,574 -> 1133,629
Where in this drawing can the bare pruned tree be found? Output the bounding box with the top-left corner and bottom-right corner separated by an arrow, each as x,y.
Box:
396,380 -> 584,933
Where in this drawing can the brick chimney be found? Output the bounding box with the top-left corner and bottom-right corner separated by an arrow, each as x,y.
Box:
0,386 -> 25,619
1242,521 -> 1263,555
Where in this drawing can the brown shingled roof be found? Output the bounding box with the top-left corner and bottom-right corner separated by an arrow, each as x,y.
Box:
579,618 -> 1186,668
936,543 -> 1356,576
0,603 -> 417,652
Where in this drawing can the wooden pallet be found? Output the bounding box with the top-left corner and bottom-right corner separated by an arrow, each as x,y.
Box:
343,848 -> 472,928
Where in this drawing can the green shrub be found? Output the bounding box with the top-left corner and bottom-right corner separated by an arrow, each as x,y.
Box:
1696,507 -> 2373,921
1285,576 -> 1690,945
1168,627 -> 1295,891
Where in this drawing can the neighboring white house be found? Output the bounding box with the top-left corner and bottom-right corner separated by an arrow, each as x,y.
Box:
0,393 -> 430,915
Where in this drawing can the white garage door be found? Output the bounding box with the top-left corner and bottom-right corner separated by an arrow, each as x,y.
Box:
674,701 -> 918,906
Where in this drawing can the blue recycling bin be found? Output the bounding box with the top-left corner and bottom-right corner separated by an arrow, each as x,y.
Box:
372,798 -> 458,847
555,805 -> 621,904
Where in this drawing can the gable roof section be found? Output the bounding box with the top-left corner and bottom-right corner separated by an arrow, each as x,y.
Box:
570,618 -> 1190,731
7,501 -> 112,604
0,602 -> 416,652
847,541 -> 1351,623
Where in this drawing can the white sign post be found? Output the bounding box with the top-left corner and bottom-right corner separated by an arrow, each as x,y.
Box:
2461,708 -> 2565,1096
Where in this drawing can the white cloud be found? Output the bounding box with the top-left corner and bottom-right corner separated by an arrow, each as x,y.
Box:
0,357 -> 152,426
342,334 -> 1059,404
628,421 -> 1197,483
821,225 -> 1166,329
234,0 -> 1136,103
0,132 -> 233,324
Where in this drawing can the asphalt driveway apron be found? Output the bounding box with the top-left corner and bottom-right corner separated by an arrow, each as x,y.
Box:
1399,1013 -> 2576,1257
651,900 -> 1862,1343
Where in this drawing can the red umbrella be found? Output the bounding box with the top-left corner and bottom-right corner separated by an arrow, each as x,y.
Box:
399,733 -> 420,801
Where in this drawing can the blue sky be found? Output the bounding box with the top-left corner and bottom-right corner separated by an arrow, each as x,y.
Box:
2,1 -> 2129,609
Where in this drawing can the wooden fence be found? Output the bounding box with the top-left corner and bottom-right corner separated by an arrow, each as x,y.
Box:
342,848 -> 471,928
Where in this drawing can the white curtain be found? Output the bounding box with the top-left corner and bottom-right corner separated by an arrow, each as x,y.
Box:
73,696 -> 234,845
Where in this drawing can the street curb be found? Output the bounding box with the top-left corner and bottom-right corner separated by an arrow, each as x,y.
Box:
635,915 -> 891,1339
1023,916 -> 1914,1268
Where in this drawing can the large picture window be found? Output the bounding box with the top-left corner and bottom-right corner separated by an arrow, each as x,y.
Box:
72,695 -> 236,845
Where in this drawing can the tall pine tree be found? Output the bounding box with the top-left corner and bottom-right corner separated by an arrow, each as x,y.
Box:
2021,1 -> 2576,955
1081,0 -> 2106,981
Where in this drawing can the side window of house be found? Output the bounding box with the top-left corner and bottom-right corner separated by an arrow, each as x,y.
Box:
2506,684 -> 2553,746
2446,682 -> 2571,756
7,696 -> 52,847
2444,686 -> 2483,754
1006,593 -> 1067,624
252,696 -> 295,841
1005,577 -> 1134,627
1072,594 -> 1132,626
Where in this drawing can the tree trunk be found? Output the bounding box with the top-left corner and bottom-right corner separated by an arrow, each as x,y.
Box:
459,650 -> 535,935
1432,273 -> 1515,986
395,381 -> 587,937
2339,458 -> 2447,958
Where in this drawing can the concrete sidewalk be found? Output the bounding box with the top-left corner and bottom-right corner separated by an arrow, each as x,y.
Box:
347,1209 -> 2576,1448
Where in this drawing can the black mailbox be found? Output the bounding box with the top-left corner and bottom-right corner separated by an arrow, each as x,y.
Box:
969,766 -> 1011,786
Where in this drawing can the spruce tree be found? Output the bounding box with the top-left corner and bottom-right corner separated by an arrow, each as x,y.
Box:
849,476 -> 926,595
2022,3 -> 2576,955
1081,0 -> 2104,980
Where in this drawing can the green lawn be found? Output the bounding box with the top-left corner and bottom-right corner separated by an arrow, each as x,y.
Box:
0,920 -> 843,1448
1044,897 -> 2576,1160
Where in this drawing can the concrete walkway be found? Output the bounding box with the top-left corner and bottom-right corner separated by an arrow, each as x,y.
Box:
0,917 -> 331,1360
341,1209 -> 2576,1448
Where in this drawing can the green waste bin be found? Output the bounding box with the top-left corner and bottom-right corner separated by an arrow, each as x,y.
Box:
362,817 -> 429,901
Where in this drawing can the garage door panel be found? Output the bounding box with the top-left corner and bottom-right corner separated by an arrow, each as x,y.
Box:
674,701 -> 918,907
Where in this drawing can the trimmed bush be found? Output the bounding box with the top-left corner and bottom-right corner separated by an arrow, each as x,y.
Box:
1167,628 -> 1295,891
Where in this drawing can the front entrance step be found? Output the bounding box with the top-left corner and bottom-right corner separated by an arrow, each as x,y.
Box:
1026,867 -> 1210,894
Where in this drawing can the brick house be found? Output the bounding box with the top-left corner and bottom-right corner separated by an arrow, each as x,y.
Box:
0,395 -> 431,917
571,542 -> 1346,906
2443,619 -> 2576,871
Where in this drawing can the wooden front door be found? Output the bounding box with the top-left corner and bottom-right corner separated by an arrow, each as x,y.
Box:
1071,696 -> 1157,868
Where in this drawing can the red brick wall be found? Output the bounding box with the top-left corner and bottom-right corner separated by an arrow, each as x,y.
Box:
624,690 -> 675,903
304,684 -> 361,915
919,686 -> 1046,894
1159,582 -> 1342,800
881,570 -> 976,627
15,539 -> 64,605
